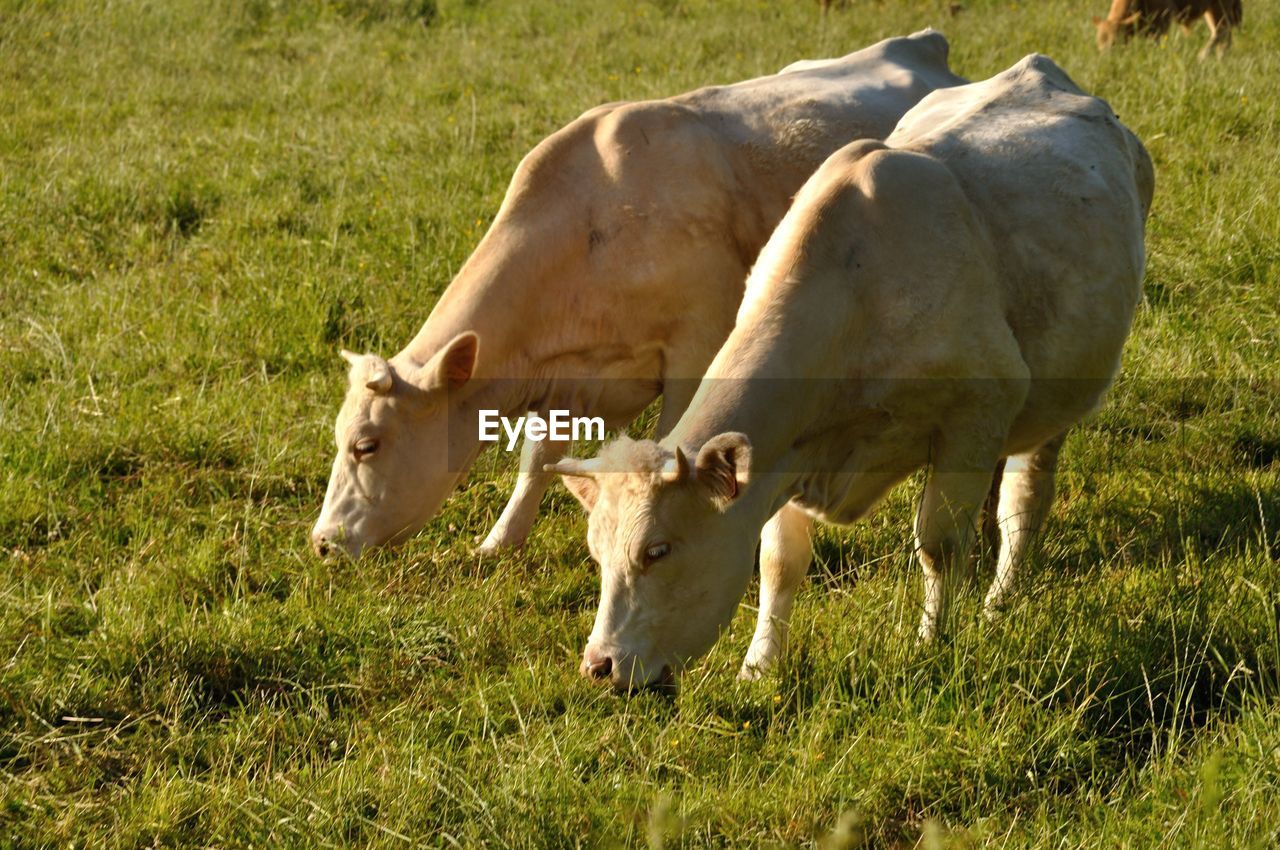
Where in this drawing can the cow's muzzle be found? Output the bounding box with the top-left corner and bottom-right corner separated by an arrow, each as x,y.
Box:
581,648 -> 676,695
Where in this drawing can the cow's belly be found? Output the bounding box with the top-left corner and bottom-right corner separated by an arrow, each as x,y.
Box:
1004,316 -> 1135,456
547,344 -> 666,429
995,376 -> 1105,456
555,376 -> 662,433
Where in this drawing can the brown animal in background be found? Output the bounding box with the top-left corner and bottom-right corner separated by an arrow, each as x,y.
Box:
1093,0 -> 1242,59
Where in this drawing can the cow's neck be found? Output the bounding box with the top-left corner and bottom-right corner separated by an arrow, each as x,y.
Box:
661,263 -> 858,518
400,219 -> 531,365
661,359 -> 811,517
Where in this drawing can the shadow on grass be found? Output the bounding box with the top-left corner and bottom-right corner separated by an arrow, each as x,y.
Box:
766,563 -> 1280,838
806,464 -> 1278,591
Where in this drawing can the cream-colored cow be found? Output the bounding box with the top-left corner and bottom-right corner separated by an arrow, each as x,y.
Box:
550,55 -> 1154,691
311,32 -> 964,558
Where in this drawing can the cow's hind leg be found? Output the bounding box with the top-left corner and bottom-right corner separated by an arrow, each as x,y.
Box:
1199,10 -> 1232,59
476,436 -> 569,553
980,459 -> 1007,570
740,502 -> 813,679
916,440 -> 1005,641
983,432 -> 1066,617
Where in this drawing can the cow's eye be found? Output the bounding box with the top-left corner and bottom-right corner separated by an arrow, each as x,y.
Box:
643,542 -> 671,564
353,437 -> 379,459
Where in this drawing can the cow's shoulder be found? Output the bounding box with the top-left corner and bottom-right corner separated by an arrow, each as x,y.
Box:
586,99 -> 710,150
753,142 -> 979,308
503,98 -> 712,201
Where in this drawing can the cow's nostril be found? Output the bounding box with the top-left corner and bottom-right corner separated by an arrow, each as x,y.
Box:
314,537 -> 330,558
588,656 -> 613,681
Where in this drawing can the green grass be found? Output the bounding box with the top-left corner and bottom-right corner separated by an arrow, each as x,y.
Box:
2,0 -> 1279,846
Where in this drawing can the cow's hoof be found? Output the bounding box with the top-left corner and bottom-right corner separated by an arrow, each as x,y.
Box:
474,534 -> 522,555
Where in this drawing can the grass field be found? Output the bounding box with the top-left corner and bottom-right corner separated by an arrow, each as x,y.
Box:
3,0 -> 1280,846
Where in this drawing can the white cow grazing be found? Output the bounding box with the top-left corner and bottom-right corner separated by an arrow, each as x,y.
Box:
311,32 -> 964,558
550,55 -> 1154,690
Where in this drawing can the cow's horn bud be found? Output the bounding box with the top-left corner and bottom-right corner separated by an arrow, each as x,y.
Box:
366,366 -> 393,394
544,457 -> 598,478
661,447 -> 689,483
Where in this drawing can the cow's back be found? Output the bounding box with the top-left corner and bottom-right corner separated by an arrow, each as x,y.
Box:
675,29 -> 964,161
888,55 -> 1148,382
1114,0 -> 1242,27
468,30 -> 966,355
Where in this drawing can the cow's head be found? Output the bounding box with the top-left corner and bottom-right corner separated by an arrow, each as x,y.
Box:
311,332 -> 479,558
548,433 -> 757,691
1093,11 -> 1141,51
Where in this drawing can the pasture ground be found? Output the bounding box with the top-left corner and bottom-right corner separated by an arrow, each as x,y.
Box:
2,0 -> 1279,846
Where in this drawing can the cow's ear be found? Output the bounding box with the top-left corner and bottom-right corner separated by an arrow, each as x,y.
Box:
561,476 -> 600,513
694,432 -> 751,509
418,332 -> 479,391
1091,14 -> 1102,25
438,332 -> 478,389
1121,11 -> 1140,25
545,457 -> 600,512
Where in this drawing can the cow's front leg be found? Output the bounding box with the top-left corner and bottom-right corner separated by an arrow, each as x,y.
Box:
476,436 -> 570,553
739,503 -> 813,679
656,338 -> 724,437
915,465 -> 998,642
655,375 -> 699,437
